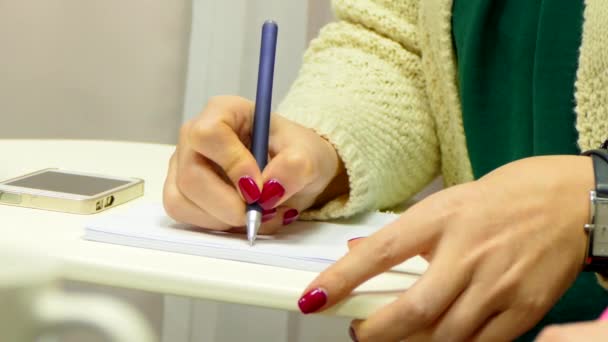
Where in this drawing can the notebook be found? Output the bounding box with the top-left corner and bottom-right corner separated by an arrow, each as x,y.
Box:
83,203 -> 428,275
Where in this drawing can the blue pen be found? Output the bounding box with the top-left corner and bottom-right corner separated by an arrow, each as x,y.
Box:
247,21 -> 278,246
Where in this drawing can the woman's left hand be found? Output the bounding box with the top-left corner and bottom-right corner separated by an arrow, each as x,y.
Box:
297,156 -> 595,341
536,320 -> 608,341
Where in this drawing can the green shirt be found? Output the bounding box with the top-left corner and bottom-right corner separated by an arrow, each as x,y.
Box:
452,0 -> 607,340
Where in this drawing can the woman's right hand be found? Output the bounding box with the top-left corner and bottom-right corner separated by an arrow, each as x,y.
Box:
163,96 -> 347,234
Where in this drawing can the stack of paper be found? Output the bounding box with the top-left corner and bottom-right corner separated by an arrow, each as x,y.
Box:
84,203 -> 427,274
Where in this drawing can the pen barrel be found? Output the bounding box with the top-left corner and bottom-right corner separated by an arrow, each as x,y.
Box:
251,21 -> 278,171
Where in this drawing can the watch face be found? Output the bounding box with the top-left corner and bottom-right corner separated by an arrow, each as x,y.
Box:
593,198 -> 608,257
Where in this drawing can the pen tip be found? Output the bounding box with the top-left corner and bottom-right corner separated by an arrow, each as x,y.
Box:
246,210 -> 262,247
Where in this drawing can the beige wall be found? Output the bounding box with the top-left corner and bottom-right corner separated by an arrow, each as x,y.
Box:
307,0 -> 334,41
0,1 -> 191,144
0,2 -> 190,340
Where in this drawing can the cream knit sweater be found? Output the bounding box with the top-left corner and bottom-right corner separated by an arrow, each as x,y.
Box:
278,0 -> 608,224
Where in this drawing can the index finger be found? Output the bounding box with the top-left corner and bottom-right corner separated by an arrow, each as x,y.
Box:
297,199 -> 442,314
189,96 -> 264,200
351,247 -> 473,341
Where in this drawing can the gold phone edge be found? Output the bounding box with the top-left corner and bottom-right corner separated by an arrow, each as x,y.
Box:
0,180 -> 144,215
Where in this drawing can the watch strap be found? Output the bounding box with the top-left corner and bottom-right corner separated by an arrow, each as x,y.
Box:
583,150 -> 608,196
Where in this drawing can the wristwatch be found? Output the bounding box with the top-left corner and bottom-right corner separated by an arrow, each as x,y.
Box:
581,146 -> 608,273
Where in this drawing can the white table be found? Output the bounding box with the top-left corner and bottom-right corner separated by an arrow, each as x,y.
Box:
1,140 -> 419,340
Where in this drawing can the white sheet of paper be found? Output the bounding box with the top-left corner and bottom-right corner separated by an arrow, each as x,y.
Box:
84,203 -> 428,274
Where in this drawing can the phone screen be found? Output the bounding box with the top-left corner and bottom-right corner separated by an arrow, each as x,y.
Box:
5,171 -> 131,196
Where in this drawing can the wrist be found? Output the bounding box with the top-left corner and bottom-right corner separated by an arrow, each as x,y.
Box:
312,140 -> 349,209
575,157 -> 596,271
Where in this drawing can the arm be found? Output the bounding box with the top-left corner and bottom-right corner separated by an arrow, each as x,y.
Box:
278,0 -> 439,220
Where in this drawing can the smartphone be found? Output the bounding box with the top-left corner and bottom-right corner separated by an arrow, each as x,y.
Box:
0,168 -> 144,214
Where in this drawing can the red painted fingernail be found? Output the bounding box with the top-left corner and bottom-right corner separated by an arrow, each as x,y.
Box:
349,326 -> 358,342
258,179 -> 285,210
238,176 -> 261,204
283,209 -> 299,225
262,208 -> 277,223
347,237 -> 364,243
297,288 -> 327,314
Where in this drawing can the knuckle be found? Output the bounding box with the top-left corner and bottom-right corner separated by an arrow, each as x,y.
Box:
519,293 -> 550,314
462,239 -> 503,270
283,151 -> 317,179
206,95 -> 229,108
400,297 -> 433,324
204,96 -> 222,113
434,183 -> 483,228
368,239 -> 399,267
162,187 -> 183,221
176,164 -> 198,194
190,120 -> 218,145
222,150 -> 244,177
430,196 -> 464,229
489,276 -> 518,300
179,120 -> 194,140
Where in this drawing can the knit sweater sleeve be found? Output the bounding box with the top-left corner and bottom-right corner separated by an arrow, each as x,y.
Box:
277,0 -> 440,220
